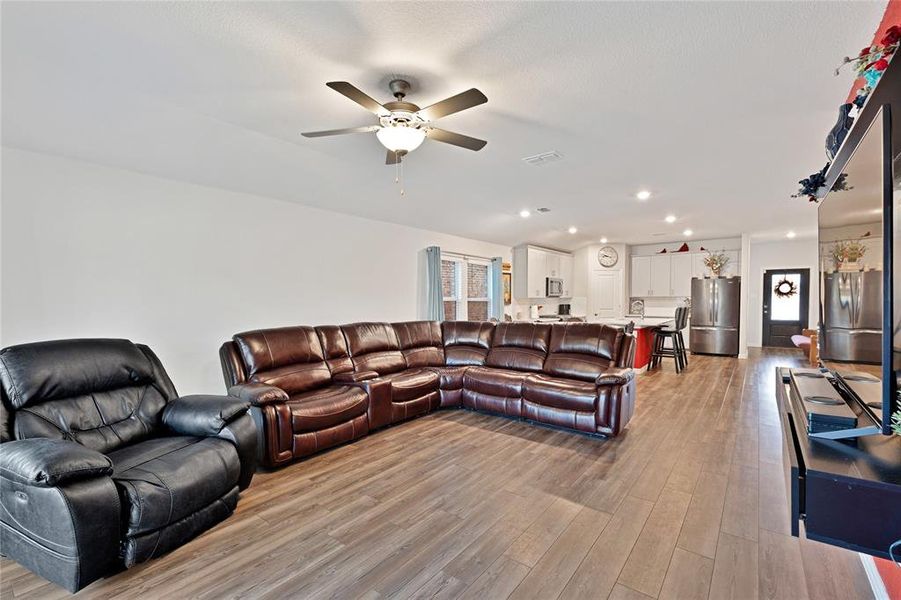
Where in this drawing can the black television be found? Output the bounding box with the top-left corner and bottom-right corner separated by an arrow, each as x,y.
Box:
817,104 -> 898,436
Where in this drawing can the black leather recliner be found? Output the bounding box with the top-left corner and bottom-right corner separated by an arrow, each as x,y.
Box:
0,339 -> 258,592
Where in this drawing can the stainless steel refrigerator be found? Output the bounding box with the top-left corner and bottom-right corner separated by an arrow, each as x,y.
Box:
820,270 -> 882,364
690,277 -> 741,356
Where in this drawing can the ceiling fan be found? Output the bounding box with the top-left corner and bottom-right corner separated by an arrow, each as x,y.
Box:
302,79 -> 487,164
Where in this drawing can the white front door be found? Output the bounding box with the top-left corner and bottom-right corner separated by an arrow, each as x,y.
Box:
589,270 -> 622,319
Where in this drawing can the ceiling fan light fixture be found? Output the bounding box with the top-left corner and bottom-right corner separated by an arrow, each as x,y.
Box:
376,125 -> 426,153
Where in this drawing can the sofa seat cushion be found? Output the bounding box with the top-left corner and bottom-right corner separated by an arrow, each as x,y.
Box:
463,366 -> 529,398
522,375 -> 597,412
109,436 -> 240,537
384,368 -> 440,403
288,386 -> 368,432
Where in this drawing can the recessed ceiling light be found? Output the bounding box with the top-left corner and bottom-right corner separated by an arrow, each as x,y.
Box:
683,229 -> 693,236
636,190 -> 652,201
600,237 -> 608,243
786,231 -> 796,238
665,215 -> 676,223
568,226 -> 578,234
519,209 -> 531,218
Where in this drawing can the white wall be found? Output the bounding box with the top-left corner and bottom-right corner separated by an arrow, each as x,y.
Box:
746,238 -> 819,347
1,148 -> 511,394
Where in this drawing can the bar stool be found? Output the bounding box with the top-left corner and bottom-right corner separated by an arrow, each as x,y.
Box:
649,307 -> 689,373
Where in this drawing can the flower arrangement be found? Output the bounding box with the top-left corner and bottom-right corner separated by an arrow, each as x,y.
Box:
830,240 -> 867,268
892,408 -> 901,436
703,251 -> 730,277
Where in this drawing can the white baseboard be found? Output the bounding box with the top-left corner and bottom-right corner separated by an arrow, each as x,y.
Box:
860,553 -> 889,600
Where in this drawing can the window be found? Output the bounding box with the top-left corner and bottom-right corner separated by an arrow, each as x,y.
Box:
441,256 -> 492,321
770,272 -> 802,321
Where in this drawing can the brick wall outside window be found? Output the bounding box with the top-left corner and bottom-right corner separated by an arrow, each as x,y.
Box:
440,257 -> 490,321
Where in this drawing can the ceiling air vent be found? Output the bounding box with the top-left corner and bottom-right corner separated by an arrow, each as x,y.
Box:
536,207 -> 551,213
522,151 -> 563,166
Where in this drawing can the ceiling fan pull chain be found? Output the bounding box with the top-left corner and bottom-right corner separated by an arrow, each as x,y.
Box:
395,153 -> 399,183
400,157 -> 405,196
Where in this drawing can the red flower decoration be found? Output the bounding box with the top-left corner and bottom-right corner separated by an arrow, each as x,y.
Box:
860,46 -> 873,57
881,25 -> 901,47
872,58 -> 890,71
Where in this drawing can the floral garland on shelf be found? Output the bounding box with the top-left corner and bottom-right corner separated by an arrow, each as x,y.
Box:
793,24 -> 898,203
839,25 -> 900,109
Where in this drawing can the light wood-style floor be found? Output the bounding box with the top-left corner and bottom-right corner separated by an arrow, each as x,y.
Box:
0,348 -> 875,600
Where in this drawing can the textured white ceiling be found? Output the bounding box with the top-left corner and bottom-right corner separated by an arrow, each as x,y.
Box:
1,1 -> 886,249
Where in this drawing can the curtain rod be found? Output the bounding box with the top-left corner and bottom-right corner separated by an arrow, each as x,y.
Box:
441,250 -> 497,262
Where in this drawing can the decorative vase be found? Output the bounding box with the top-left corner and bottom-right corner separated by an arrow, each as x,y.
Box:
826,103 -> 854,161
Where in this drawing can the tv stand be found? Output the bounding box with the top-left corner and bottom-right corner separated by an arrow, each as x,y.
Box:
809,425 -> 883,440
776,367 -> 901,559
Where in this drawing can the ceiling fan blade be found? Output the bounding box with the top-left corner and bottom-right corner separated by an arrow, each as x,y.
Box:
417,88 -> 487,121
326,82 -> 391,117
301,125 -> 379,138
426,128 -> 487,151
385,150 -> 403,165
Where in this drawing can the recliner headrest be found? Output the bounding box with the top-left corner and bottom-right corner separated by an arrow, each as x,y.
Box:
0,339 -> 154,409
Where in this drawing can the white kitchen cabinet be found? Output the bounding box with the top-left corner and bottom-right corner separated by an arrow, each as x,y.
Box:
631,256 -> 651,297
546,253 -> 561,278
670,253 -> 693,297
722,250 -> 740,277
650,255 -> 671,297
560,254 -> 574,297
691,252 -> 708,278
527,247 -> 547,297
513,244 -> 574,299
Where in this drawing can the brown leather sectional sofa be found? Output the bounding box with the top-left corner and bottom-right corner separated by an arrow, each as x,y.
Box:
220,321 -> 637,467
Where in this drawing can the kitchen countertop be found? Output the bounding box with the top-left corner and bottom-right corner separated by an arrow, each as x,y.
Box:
590,316 -> 675,329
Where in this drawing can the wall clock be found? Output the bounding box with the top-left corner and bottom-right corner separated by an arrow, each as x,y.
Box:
598,246 -> 619,267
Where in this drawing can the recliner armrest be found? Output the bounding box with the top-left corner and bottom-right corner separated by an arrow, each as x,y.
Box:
163,394 -> 250,437
228,382 -> 289,406
333,370 -> 380,383
595,368 -> 635,386
0,438 -> 113,487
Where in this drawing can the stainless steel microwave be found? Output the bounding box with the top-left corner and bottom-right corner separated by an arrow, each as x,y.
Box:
546,277 -> 563,297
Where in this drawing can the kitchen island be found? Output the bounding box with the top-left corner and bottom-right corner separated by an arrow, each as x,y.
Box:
591,316 -> 674,370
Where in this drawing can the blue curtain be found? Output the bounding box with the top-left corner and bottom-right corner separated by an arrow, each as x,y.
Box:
425,246 -> 443,321
489,257 -> 503,321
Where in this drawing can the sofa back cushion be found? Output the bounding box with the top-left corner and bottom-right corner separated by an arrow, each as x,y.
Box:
315,325 -> 354,376
233,326 -> 331,395
543,323 -> 624,382
0,339 -> 176,454
341,323 -> 406,375
442,321 -> 495,366
485,323 -> 551,372
392,321 -> 444,368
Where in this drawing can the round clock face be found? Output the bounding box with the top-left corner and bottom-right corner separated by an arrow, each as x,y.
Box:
598,246 -> 618,267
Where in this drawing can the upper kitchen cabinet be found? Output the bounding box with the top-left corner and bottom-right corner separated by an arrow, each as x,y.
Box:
649,255 -> 671,297
630,255 -> 651,297
560,254 -> 574,297
670,253 -> 693,296
513,244 -> 574,299
631,248 -> 742,298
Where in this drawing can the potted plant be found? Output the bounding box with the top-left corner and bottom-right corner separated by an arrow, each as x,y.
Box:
831,240 -> 867,271
703,251 -> 730,277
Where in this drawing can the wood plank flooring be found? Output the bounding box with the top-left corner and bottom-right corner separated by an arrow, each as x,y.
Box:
0,349 -> 875,599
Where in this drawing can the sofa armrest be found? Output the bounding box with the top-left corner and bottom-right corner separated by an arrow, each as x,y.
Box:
595,368 -> 635,387
228,382 -> 289,406
337,376 -> 393,430
0,438 -> 112,487
333,370 -> 380,383
163,394 -> 250,437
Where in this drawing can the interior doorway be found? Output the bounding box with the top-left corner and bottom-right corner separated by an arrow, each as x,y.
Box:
589,270 -> 622,320
762,268 -> 810,347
